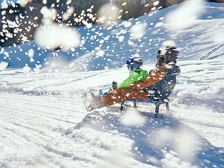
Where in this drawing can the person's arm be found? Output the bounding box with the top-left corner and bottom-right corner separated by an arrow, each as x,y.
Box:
130,66 -> 167,91
119,72 -> 138,88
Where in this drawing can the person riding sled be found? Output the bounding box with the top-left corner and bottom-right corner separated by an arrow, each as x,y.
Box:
85,45 -> 180,111
119,57 -> 148,88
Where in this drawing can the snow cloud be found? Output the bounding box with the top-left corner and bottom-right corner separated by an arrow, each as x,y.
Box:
27,49 -> 35,62
130,23 -> 146,40
18,0 -> 32,7
62,7 -> 75,21
23,64 -> 31,73
120,109 -> 146,127
1,0 -> 9,8
165,0 -> 205,31
173,126 -> 201,161
35,22 -> 80,51
44,56 -> 70,73
151,125 -> 201,161
41,6 -> 57,21
97,4 -> 120,26
0,61 -> 8,70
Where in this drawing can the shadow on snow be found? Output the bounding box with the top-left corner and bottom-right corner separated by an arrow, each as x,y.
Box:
75,110 -> 224,168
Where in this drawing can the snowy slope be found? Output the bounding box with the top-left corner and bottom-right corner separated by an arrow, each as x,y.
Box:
0,59 -> 224,168
1,2 -> 224,70
0,1 -> 224,168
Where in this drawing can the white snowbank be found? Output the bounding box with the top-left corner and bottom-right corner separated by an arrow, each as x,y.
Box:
165,0 -> 205,31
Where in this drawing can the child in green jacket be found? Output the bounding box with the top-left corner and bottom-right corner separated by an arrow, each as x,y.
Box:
119,57 -> 148,88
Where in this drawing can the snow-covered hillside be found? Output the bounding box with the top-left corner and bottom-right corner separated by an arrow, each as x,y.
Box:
0,1 -> 224,168
1,2 -> 224,70
0,59 -> 223,168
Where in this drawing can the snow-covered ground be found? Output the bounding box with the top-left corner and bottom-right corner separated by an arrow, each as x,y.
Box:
0,1 -> 224,168
0,59 -> 223,168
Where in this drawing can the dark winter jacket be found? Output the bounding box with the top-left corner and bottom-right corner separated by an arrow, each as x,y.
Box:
144,64 -> 180,102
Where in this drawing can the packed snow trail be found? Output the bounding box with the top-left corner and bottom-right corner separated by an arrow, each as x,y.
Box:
0,60 -> 223,168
